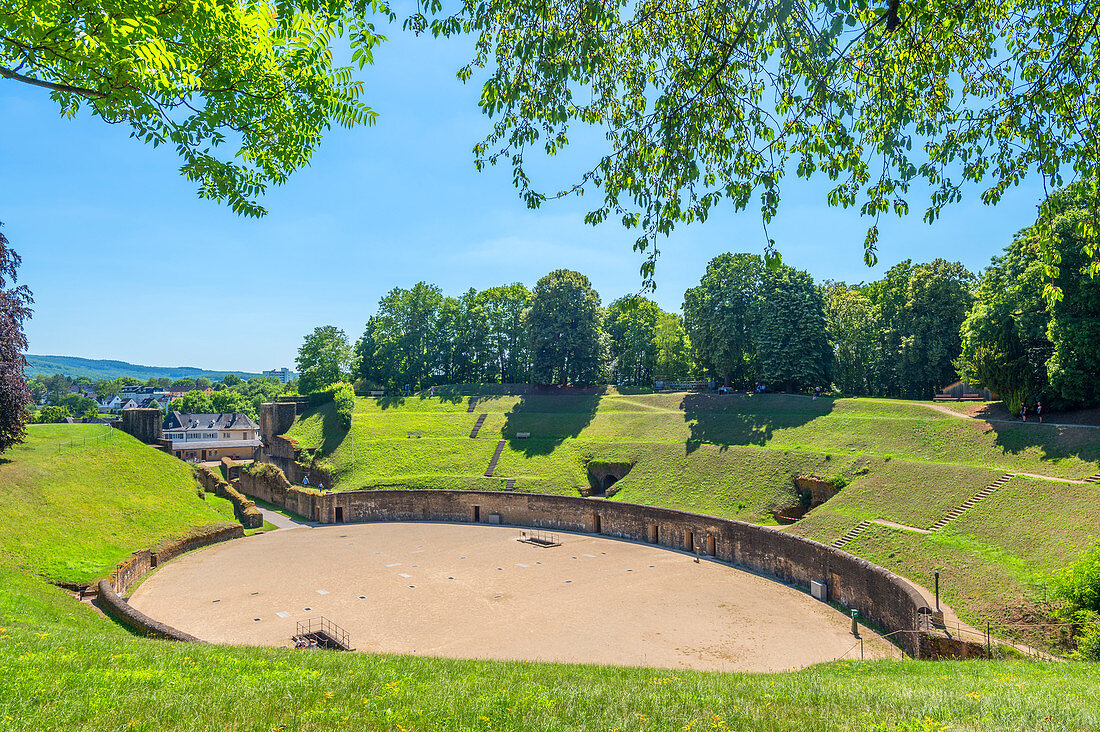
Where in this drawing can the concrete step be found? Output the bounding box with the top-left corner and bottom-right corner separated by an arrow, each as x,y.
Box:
505,478 -> 516,491
1085,474 -> 1100,483
484,440 -> 506,477
466,397 -> 478,413
469,413 -> 488,439
928,473 -> 1013,531
832,520 -> 871,549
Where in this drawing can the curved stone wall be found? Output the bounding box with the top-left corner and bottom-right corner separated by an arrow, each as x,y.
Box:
99,475 -> 932,659
98,524 -> 243,641
97,579 -> 205,642
326,489 -> 931,657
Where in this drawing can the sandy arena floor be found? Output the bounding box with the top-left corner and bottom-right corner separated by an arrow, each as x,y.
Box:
128,522 -> 901,671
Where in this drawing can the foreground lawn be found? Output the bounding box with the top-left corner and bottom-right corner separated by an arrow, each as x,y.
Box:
1,568 -> 1098,732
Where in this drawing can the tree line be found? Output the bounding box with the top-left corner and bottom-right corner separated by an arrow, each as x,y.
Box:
296,259 -> 974,399
298,189 -> 1098,411
297,271 -> 693,393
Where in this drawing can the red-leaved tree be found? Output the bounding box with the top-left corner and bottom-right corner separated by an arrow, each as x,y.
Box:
0,223 -> 33,452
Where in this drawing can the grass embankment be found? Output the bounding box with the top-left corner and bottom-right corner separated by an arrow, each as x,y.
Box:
0,425 -> 1098,730
0,425 -> 235,583
794,474 -> 1100,628
287,391 -> 1100,506
286,390 -> 1100,630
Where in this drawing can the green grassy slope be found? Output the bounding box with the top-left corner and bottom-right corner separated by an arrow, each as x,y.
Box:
287,391 -> 1100,503
0,425 -> 235,583
790,472 -> 1100,628
0,423 -> 1097,730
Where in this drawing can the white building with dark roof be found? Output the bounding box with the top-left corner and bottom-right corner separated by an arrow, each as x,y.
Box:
161,412 -> 262,462
120,385 -> 171,403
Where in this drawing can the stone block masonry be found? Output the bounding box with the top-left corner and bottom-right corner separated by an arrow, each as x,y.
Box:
259,402 -> 297,445
121,408 -> 163,444
194,465 -> 264,529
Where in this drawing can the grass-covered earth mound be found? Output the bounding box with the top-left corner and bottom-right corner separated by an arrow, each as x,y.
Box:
0,420 -> 1097,730
287,390 -> 1100,634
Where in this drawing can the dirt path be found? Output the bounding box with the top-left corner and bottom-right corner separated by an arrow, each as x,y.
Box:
257,507 -> 315,530
912,401 -> 1100,429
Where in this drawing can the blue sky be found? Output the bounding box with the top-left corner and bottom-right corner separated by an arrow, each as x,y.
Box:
0,27 -> 1051,372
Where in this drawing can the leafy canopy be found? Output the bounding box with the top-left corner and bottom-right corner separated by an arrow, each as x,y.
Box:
0,226 -> 32,451
526,269 -> 603,385
415,0 -> 1100,286
1,0 -> 386,216
168,390 -> 214,415
297,325 -> 353,393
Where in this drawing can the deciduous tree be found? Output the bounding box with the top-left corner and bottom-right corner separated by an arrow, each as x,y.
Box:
958,239 -> 1050,414
211,389 -> 252,417
36,405 -> 69,423
653,312 -> 694,379
683,254 -> 764,386
169,390 -> 214,414
296,326 -> 352,394
478,284 -> 531,383
420,0 -> 1100,286
2,0 -> 385,215
823,283 -> 878,395
0,225 -> 31,450
605,296 -> 661,386
754,266 -> 832,392
527,270 -> 603,386
1040,187 -> 1100,406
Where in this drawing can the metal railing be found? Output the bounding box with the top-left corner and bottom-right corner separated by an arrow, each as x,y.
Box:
295,617 -> 351,650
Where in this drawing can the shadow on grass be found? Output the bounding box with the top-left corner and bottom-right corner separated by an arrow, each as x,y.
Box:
984,420 -> 1100,466
372,392 -> 466,408
374,395 -> 406,409
297,401 -> 347,456
501,387 -> 603,457
683,393 -> 834,453
372,384 -> 531,409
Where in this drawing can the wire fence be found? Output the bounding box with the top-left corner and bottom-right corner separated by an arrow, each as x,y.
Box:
832,615 -> 1080,663
928,617 -> 1079,661
56,427 -> 115,454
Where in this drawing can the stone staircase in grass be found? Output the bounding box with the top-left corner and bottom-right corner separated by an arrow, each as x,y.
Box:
466,397 -> 478,413
832,520 -> 872,549
485,440 -> 506,477
505,478 -> 516,491
927,473 -> 1014,532
469,413 -> 488,439
1085,473 -> 1100,484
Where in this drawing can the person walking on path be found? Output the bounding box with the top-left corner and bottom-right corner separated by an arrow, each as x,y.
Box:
1036,401 -> 1043,423
1021,403 -> 1027,422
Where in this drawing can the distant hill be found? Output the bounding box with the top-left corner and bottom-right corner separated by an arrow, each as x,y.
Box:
26,355 -> 262,381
